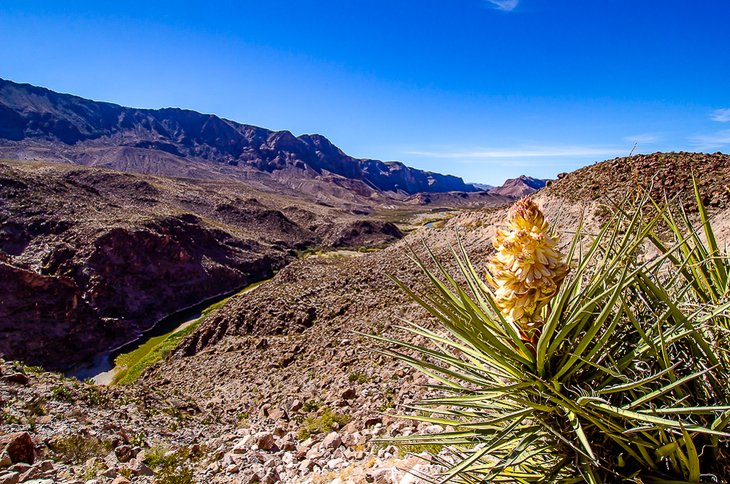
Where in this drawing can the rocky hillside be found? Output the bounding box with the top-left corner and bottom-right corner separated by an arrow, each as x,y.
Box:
135,151 -> 729,481
0,161 -> 405,371
545,151 -> 730,209
0,78 -> 476,197
2,152 -> 729,483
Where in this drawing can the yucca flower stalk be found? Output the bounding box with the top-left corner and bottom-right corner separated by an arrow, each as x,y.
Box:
486,197 -> 568,345
370,184 -> 730,483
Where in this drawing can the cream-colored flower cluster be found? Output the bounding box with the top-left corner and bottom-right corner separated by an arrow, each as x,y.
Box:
487,198 -> 568,342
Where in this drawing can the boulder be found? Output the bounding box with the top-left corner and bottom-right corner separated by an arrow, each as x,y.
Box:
0,433 -> 34,465
253,432 -> 275,451
1,374 -> 29,385
0,471 -> 19,484
322,432 -> 342,450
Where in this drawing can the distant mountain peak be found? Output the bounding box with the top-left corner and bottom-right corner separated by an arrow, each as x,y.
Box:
490,175 -> 548,197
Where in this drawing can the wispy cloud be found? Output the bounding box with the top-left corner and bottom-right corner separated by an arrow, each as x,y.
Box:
710,108 -> 730,122
690,129 -> 730,150
485,0 -> 519,11
405,146 -> 619,159
624,133 -> 660,144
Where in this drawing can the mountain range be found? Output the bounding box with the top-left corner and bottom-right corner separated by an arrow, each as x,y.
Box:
0,78 -> 484,200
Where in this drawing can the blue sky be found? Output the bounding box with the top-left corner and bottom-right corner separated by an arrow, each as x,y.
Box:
1,1 -> 729,185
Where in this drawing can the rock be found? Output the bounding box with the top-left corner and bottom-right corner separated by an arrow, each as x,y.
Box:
363,416 -> 382,428
0,454 -> 10,468
113,445 -> 134,463
99,466 -> 117,478
0,471 -> 19,484
282,452 -> 296,466
341,388 -> 357,400
421,424 -> 444,435
366,466 -> 398,484
0,433 -> 34,465
253,432 -> 275,451
261,468 -> 280,483
321,432 -> 342,450
225,464 -> 239,474
341,431 -> 364,448
232,435 -> 253,454
298,459 -> 314,473
267,407 -> 288,421
1,374 -> 29,385
276,435 -> 297,452
126,458 -> 153,477
238,469 -> 261,483
111,477 -> 131,484
297,438 -> 315,453
305,446 -> 323,461
5,465 -> 29,475
18,466 -> 42,482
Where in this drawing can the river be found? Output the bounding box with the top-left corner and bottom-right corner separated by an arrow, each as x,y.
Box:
68,281 -> 266,385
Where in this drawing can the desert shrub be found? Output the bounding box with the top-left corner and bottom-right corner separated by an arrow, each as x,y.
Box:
372,185 -> 730,482
21,364 -> 45,374
80,386 -> 110,406
301,399 -> 322,413
23,396 -> 47,416
144,445 -> 196,484
298,407 -> 352,440
348,371 -> 370,384
51,385 -> 75,402
51,434 -> 111,464
0,410 -> 22,425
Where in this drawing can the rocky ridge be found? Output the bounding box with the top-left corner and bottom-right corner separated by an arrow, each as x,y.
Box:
545,151 -> 730,208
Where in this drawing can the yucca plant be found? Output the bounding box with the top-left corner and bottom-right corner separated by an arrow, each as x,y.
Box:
370,188 -> 730,483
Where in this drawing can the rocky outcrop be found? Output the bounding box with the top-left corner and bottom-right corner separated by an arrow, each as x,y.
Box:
543,152 -> 730,209
0,261 -> 111,370
0,78 -> 477,195
322,220 -> 403,248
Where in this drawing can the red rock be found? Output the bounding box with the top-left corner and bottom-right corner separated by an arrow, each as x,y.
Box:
0,433 -> 34,465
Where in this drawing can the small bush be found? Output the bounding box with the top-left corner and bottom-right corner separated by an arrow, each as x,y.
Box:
348,371 -> 370,384
21,364 -> 45,374
0,410 -> 22,425
394,442 -> 445,457
144,445 -> 196,484
298,407 -> 352,440
51,385 -> 75,402
24,396 -> 47,416
51,434 -> 111,464
301,399 -> 322,413
81,386 -> 110,406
